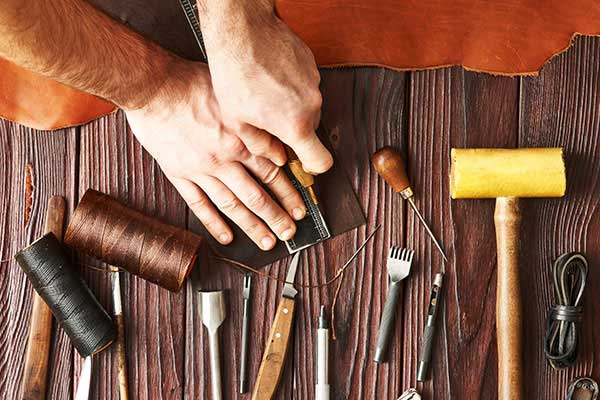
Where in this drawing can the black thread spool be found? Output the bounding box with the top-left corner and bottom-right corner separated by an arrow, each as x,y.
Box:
15,233 -> 116,357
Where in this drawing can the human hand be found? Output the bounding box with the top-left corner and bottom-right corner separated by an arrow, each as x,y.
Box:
124,61 -> 306,250
199,1 -> 333,174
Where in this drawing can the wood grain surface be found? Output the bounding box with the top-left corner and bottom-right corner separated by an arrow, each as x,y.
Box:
1,36 -> 599,399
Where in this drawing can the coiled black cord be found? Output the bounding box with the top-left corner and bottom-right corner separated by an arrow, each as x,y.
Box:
545,252 -> 588,369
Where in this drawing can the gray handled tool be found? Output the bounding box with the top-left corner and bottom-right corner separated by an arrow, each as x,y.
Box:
239,274 -> 251,393
200,290 -> 227,400
374,247 -> 415,363
417,273 -> 444,381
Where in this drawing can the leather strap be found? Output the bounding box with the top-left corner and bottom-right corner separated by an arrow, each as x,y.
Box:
545,252 -> 588,369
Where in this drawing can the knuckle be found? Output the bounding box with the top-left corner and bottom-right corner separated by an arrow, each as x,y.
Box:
261,166 -> 280,186
270,213 -> 289,229
245,190 -> 268,210
187,195 -> 209,211
218,196 -> 240,213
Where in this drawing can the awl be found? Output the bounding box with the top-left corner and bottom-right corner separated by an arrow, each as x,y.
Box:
252,252 -> 301,399
372,147 -> 448,262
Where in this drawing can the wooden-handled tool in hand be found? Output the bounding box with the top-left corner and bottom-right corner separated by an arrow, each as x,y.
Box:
20,196 -> 66,400
372,147 -> 448,262
450,148 -> 566,400
252,252 -> 300,400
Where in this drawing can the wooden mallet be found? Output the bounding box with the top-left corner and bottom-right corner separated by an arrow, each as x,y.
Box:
450,148 -> 566,400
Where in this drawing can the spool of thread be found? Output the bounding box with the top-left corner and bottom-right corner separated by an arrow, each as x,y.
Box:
64,189 -> 202,292
15,233 -> 116,357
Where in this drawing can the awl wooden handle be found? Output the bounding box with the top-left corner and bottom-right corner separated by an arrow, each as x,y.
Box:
371,147 -> 411,194
20,196 -> 66,400
494,197 -> 523,400
252,297 -> 296,400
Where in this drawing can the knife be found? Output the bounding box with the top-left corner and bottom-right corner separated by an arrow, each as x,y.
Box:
251,252 -> 301,400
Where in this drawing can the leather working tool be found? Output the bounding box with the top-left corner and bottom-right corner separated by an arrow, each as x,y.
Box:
315,305 -> 330,400
74,356 -> 93,400
397,389 -> 421,400
545,252 -> 588,369
20,196 -> 65,400
372,147 -> 448,262
200,291 -> 227,400
110,265 -> 129,399
450,147 -> 566,400
252,252 -> 301,400
567,377 -> 599,400
239,274 -> 252,394
417,273 -> 444,381
374,247 -> 415,363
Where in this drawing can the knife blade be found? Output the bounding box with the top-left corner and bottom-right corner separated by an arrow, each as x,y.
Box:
252,253 -> 301,400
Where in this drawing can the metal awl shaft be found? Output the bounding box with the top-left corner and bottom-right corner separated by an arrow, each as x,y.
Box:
407,198 -> 448,262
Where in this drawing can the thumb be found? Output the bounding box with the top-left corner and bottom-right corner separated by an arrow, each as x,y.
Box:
287,130 -> 333,174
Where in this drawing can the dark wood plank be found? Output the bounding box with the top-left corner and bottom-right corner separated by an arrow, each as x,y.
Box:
77,111 -> 187,399
0,121 -> 78,400
317,67 -> 407,400
519,35 -> 600,399
406,67 -> 519,399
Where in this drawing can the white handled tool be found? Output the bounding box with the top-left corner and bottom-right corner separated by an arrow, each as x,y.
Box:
315,305 -> 330,400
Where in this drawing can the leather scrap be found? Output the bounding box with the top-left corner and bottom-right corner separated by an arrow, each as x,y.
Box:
2,0 -> 600,130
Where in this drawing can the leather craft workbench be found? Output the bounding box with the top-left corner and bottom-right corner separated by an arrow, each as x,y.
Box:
1,36 -> 600,400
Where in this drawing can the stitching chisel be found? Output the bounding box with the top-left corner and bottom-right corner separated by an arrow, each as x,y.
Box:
252,252 -> 301,400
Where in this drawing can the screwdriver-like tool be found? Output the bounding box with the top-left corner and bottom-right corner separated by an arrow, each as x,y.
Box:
372,147 -> 448,262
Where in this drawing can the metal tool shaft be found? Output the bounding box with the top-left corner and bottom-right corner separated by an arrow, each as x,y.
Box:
239,275 -> 251,393
200,291 -> 226,400
407,198 -> 448,262
208,331 -> 222,400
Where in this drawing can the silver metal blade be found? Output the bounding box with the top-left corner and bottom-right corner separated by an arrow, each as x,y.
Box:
74,356 -> 93,400
282,252 -> 301,298
242,274 -> 251,299
407,198 -> 448,262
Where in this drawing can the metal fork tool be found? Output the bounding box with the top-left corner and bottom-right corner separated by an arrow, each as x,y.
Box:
374,247 -> 415,363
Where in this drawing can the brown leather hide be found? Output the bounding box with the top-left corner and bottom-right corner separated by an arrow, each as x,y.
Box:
2,0 -> 600,129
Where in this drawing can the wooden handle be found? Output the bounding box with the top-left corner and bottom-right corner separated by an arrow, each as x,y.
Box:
371,147 -> 411,193
494,197 -> 523,400
20,196 -> 66,400
286,146 -> 315,188
252,297 -> 296,400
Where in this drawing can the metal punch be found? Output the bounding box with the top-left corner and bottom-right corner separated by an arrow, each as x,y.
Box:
397,388 -> 421,400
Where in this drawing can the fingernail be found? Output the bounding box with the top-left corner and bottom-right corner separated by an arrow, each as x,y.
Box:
281,228 -> 295,241
261,235 -> 275,250
219,233 -> 230,243
292,207 -> 306,220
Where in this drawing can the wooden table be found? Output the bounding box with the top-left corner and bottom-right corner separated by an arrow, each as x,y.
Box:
1,36 -> 599,400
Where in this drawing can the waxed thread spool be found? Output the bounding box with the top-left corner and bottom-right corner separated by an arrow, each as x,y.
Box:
15,232 -> 117,357
64,189 -> 203,292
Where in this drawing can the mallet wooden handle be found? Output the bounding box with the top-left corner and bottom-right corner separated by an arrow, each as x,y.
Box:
494,197 -> 523,400
20,196 -> 66,400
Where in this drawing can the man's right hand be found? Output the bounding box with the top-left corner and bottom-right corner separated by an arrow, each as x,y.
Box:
125,62 -> 306,250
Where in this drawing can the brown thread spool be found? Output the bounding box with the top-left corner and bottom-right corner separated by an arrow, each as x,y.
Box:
64,189 -> 202,292
15,233 -> 117,357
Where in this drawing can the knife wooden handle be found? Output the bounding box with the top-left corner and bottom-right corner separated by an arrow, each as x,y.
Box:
20,196 -> 66,400
252,297 -> 296,400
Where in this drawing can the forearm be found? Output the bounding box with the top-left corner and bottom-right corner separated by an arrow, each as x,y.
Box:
0,0 -> 185,109
196,0 -> 275,49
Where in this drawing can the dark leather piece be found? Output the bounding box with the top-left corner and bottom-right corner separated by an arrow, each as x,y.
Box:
189,128 -> 366,267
